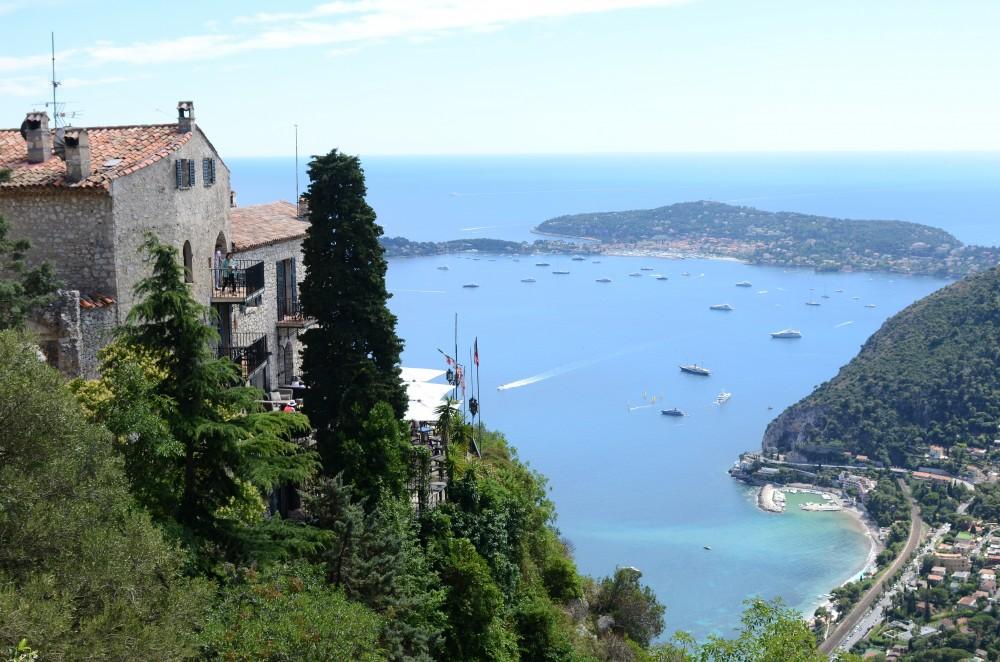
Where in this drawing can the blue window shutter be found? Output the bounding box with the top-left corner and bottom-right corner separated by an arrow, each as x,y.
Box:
290,258 -> 298,304
187,159 -> 196,187
211,158 -> 216,183
202,158 -> 209,185
175,159 -> 183,188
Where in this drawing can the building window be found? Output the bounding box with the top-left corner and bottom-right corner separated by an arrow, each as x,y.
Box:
202,158 -> 216,186
182,241 -> 194,283
175,159 -> 197,188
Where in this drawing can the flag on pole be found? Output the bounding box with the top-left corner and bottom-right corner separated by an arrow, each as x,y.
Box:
437,348 -> 455,366
474,337 -> 479,367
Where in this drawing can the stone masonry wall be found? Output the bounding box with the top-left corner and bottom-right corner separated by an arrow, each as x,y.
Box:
79,305 -> 118,379
0,190 -> 117,298
230,236 -> 306,390
110,125 -> 231,316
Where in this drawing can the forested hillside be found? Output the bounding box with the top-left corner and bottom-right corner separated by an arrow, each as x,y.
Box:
762,267 -> 1000,467
535,201 -> 998,276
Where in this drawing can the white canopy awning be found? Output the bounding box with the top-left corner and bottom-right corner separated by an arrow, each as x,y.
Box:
400,367 -> 447,383
402,377 -> 457,422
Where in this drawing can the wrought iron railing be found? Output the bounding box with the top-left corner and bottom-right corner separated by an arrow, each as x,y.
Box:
211,260 -> 265,300
218,332 -> 268,377
277,295 -> 310,324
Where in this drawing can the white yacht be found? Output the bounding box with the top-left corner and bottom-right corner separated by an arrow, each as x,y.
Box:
715,391 -> 732,405
735,281 -> 752,287
709,303 -> 734,311
770,329 -> 802,339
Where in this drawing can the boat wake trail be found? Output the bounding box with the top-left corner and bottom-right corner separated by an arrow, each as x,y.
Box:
459,225 -> 500,232
497,338 -> 671,392
834,320 -> 855,328
497,357 -> 594,391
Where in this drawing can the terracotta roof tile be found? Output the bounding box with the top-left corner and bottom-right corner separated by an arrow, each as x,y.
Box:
79,292 -> 116,309
230,201 -> 307,252
0,123 -> 193,190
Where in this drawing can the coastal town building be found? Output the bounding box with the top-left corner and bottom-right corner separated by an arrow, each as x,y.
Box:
933,552 -> 972,573
0,102 -> 309,392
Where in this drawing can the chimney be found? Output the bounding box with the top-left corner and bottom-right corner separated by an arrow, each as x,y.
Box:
297,195 -> 310,220
63,129 -> 91,183
177,100 -> 195,133
22,112 -> 52,163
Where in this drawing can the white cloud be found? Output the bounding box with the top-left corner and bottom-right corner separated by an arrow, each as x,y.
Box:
0,76 -> 47,97
0,0 -> 689,72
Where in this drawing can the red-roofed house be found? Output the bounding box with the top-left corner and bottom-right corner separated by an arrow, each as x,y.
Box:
1,101 -> 308,390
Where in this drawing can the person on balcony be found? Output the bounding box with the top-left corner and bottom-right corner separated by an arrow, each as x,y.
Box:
222,253 -> 236,293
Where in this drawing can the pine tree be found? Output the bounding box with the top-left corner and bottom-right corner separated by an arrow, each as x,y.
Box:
118,234 -> 319,558
299,149 -> 407,474
0,213 -> 58,331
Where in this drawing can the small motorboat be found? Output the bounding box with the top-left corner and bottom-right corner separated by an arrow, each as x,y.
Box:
436,265 -> 450,270
629,272 -> 642,277
571,256 -> 586,261
462,283 -> 480,288
535,262 -> 551,267
520,278 -> 536,283
661,408 -> 686,417
805,301 -> 821,306
640,267 -> 655,271
703,545 -> 712,551
655,275 -> 669,280
715,391 -> 732,405
709,303 -> 734,311
596,278 -> 612,283
552,270 -> 571,275
735,281 -> 752,287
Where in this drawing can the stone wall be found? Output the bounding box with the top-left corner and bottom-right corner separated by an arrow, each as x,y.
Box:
228,236 -> 306,390
110,125 -> 231,316
79,304 -> 118,378
0,189 -> 117,299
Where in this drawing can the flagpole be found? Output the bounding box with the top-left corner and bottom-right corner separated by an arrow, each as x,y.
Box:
454,313 -> 460,409
475,337 -> 482,455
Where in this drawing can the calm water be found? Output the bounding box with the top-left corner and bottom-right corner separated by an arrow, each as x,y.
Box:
228,154 -> 992,638
385,252 -> 945,638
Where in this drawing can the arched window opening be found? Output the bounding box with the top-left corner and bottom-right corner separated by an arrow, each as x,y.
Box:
182,240 -> 194,283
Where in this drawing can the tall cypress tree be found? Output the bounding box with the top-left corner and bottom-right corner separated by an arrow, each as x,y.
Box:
299,149 -> 407,474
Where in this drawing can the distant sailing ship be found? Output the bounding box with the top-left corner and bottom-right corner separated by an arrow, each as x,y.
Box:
679,364 -> 711,376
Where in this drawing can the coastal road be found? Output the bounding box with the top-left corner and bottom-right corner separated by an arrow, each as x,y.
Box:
818,479 -> 923,657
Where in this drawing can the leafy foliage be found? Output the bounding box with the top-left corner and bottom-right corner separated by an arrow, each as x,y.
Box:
199,563 -> 384,661
764,267 -> 1000,466
111,235 -> 320,562
0,331 -> 211,659
0,213 -> 58,331
299,149 -> 408,478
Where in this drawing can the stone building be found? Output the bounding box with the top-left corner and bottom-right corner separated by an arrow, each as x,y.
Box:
0,102 -> 309,391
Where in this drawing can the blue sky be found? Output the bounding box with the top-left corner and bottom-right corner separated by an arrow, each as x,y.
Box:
1,0 -> 998,156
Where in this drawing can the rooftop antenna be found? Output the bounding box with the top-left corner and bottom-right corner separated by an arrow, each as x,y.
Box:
294,124 -> 300,209
50,32 -> 61,128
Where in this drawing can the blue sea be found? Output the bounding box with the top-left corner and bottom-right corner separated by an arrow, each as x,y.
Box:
231,154 -> 1000,640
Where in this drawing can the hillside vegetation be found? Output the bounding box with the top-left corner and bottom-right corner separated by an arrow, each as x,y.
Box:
762,267 -> 1000,467
536,201 -> 998,276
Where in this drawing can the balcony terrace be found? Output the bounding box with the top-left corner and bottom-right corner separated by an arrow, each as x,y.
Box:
211,260 -> 265,304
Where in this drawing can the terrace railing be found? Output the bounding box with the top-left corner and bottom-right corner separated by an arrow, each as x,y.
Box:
211,260 -> 265,303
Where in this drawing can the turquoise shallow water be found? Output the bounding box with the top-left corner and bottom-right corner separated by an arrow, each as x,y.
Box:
386,253 -> 945,639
